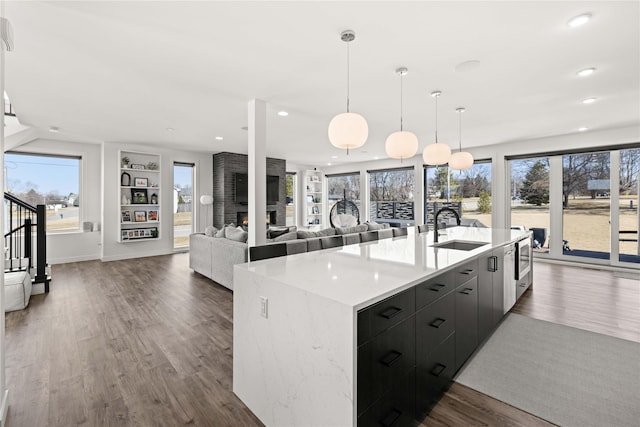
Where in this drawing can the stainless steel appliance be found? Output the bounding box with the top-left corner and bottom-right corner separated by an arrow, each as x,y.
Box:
515,235 -> 532,281
503,243 -> 516,313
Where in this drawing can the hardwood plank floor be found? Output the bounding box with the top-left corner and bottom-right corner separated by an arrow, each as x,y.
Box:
5,255 -> 638,426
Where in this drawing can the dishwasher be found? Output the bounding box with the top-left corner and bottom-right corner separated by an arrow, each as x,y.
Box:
503,243 -> 516,313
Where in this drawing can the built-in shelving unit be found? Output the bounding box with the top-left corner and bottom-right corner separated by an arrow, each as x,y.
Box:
119,150 -> 161,242
304,170 -> 324,228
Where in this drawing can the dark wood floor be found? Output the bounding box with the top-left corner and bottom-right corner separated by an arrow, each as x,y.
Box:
4,255 -> 638,426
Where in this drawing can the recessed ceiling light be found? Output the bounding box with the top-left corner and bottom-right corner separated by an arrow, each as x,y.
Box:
215,136 -> 223,140
577,68 -> 596,77
166,127 -> 174,132
568,13 -> 591,28
48,126 -> 59,133
578,127 -> 588,132
331,155 -> 338,159
327,163 -> 332,166
241,126 -> 248,131
277,111 -> 288,117
373,156 -> 379,160
582,97 -> 597,104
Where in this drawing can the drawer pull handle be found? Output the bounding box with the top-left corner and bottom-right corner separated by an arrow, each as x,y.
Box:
429,318 -> 446,328
461,288 -> 474,295
429,283 -> 446,292
380,350 -> 403,367
430,363 -> 447,377
460,269 -> 474,275
380,306 -> 403,319
488,256 -> 498,272
380,408 -> 402,427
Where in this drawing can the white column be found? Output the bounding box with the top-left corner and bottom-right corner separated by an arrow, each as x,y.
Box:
0,3 -> 9,420
549,156 -> 564,258
413,156 -> 424,226
610,151 -> 620,264
248,99 -> 267,246
360,167 -> 369,222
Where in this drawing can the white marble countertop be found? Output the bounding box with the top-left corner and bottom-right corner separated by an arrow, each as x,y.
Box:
237,227 -> 530,310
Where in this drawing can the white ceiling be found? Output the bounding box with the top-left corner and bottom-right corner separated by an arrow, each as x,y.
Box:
4,1 -> 640,166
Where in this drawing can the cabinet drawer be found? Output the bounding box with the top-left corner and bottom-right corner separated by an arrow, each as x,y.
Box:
359,288 -> 415,343
416,291 -> 455,360
415,270 -> 455,309
415,332 -> 455,419
358,369 -> 415,427
516,279 -> 531,300
367,316 -> 416,406
455,258 -> 479,286
455,277 -> 479,371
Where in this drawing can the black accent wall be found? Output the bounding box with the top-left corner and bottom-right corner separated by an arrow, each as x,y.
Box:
212,152 -> 286,229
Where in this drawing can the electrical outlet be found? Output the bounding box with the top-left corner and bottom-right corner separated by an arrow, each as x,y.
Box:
260,296 -> 268,318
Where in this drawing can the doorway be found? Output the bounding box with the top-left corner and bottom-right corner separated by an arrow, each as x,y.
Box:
174,162 -> 194,250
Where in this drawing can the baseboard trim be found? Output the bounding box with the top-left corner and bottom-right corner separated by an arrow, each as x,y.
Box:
1,389 -> 9,426
101,249 -> 173,263
535,257 -> 640,275
49,254 -> 101,265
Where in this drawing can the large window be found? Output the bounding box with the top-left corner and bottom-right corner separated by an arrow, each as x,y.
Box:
510,157 -> 550,253
286,172 -> 296,226
619,149 -> 640,262
5,152 -> 81,231
327,172 -> 360,224
369,168 -> 414,226
425,161 -> 492,227
174,163 -> 194,249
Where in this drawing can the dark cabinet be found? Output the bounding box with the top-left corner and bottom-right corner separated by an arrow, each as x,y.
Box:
455,277 -> 478,371
415,270 -> 455,309
358,370 -> 416,427
478,250 -> 504,343
415,333 -> 455,419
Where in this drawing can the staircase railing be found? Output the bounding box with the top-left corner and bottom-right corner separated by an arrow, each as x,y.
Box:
4,192 -> 49,292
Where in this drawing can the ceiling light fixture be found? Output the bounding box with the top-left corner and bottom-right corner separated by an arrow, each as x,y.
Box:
328,30 -> 368,155
577,67 -> 596,77
215,136 -> 223,140
449,107 -> 474,171
166,127 -> 174,132
385,67 -> 418,162
422,91 -> 451,166
582,97 -> 597,104
567,13 -> 591,28
578,127 -> 588,132
331,155 -> 338,159
277,111 -> 289,117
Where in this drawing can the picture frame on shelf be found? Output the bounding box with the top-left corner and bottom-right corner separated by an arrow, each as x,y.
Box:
130,164 -> 146,170
134,211 -> 147,222
306,195 -> 314,204
312,206 -> 319,214
311,175 -> 319,182
134,177 -> 148,187
132,189 -> 148,204
148,210 -> 158,221
121,210 -> 131,222
122,230 -> 129,240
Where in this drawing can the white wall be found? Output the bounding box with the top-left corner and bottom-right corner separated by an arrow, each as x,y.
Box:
102,142 -> 212,262
9,138 -> 103,263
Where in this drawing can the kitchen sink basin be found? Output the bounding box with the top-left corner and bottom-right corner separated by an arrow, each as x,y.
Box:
431,240 -> 487,251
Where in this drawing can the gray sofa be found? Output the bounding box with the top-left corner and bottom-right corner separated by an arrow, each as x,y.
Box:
189,222 -> 398,290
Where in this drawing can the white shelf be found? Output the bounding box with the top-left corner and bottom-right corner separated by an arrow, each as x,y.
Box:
304,170 -> 324,228
120,167 -> 160,173
121,186 -> 160,189
120,204 -> 159,207
121,221 -> 160,225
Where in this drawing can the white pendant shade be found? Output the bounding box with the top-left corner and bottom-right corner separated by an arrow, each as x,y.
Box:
385,130 -> 418,159
200,194 -> 214,205
449,151 -> 474,170
328,112 -> 368,151
422,142 -> 451,166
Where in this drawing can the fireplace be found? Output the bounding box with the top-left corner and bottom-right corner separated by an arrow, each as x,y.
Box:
237,211 -> 277,226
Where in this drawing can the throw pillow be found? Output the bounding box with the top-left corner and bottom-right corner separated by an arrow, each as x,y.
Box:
317,228 -> 337,237
215,227 -> 226,238
366,221 -> 384,231
268,226 -> 290,239
335,224 -> 368,235
297,230 -> 318,239
273,231 -> 298,242
225,226 -> 248,243
204,225 -> 218,237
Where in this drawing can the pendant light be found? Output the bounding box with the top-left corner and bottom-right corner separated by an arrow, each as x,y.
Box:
385,67 -> 418,161
449,107 -> 474,170
422,91 -> 451,165
328,30 -> 368,154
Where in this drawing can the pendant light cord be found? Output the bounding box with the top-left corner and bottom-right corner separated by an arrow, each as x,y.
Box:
400,72 -> 404,131
458,110 -> 462,152
434,94 -> 439,144
346,41 -> 350,113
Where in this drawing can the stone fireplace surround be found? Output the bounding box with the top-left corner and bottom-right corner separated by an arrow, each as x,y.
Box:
212,152 -> 286,229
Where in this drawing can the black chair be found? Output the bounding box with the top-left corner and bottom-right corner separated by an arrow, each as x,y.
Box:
530,227 -> 547,249
360,230 -> 379,243
417,224 -> 429,233
320,235 -> 344,249
393,227 -> 408,237
249,243 -> 287,261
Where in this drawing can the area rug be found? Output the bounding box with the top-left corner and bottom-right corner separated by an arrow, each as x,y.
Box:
455,313 -> 640,427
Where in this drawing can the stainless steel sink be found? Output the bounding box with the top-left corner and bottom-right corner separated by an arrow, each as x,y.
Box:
431,240 -> 487,251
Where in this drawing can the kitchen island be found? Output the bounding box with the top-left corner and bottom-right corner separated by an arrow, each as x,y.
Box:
233,226 -> 531,427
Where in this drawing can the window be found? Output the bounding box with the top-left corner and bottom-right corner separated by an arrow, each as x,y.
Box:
174,163 -> 194,249
509,157 -> 550,253
369,168 -> 414,226
5,152 -> 81,231
425,161 -> 492,227
619,148 -> 640,262
286,173 -> 296,226
327,173 -> 360,223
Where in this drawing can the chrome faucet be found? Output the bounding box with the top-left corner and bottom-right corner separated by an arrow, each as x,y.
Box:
434,207 -> 461,243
